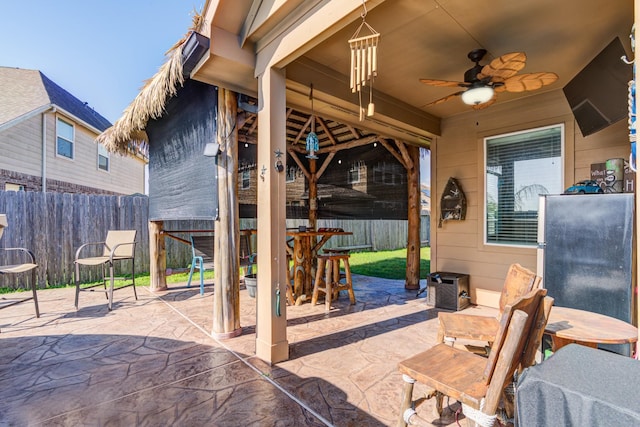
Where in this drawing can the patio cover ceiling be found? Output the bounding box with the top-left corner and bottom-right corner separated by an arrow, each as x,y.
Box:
193,0 -> 633,145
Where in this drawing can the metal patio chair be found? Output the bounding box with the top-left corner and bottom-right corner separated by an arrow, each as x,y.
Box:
74,230 -> 137,310
0,214 -> 40,326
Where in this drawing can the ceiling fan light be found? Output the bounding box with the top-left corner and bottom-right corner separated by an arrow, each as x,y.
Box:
461,85 -> 494,105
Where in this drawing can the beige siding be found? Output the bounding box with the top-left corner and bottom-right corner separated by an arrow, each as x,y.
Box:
45,112 -> 145,194
0,114 -> 44,176
433,89 -> 629,307
1,111 -> 145,194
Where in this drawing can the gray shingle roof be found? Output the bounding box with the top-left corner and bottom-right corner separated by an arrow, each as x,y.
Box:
0,66 -> 111,131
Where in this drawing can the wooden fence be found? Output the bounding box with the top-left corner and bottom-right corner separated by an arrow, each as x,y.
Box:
0,190 -> 430,290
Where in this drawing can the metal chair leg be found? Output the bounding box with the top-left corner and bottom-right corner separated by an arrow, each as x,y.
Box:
108,263 -> 115,311
30,267 -> 39,318
131,258 -> 138,300
74,262 -> 81,310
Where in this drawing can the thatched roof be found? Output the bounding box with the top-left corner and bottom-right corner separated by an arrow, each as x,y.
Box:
96,12 -> 204,156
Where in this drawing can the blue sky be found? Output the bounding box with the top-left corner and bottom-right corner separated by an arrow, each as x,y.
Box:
1,1 -> 202,123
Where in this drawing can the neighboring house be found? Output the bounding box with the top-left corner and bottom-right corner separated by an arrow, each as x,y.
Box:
0,66 -> 146,195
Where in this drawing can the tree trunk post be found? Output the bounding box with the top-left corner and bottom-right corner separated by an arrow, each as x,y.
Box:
149,220 -> 167,291
405,145 -> 421,290
309,159 -> 318,229
212,87 -> 242,339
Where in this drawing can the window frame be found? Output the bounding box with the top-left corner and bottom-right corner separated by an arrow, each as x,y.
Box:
348,164 -> 362,184
483,123 -> 564,248
98,143 -> 110,172
56,117 -> 75,160
239,169 -> 250,190
5,183 -> 25,191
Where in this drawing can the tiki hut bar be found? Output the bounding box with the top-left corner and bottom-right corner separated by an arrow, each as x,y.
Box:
98,10 -> 425,363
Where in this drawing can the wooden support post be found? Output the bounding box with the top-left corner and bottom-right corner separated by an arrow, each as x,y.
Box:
212,87 -> 241,339
309,158 -> 318,230
256,67 -> 289,363
405,144 -> 421,290
149,220 -> 167,291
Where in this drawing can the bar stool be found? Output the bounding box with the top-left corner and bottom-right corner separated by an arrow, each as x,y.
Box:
284,252 -> 295,305
312,253 -> 355,311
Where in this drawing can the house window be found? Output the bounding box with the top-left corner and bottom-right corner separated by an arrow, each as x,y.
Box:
485,124 -> 563,246
56,118 -> 74,159
98,144 -> 110,171
348,162 -> 363,183
373,162 -> 403,185
5,183 -> 25,191
239,170 -> 250,189
286,167 -> 297,183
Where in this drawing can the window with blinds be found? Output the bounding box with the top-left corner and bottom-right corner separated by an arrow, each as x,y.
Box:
485,124 -> 563,246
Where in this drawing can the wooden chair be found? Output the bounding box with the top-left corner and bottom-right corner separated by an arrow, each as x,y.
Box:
0,214 -> 40,326
187,234 -> 214,295
397,288 -> 548,427
239,231 -> 257,277
436,263 -> 541,349
74,230 -> 137,311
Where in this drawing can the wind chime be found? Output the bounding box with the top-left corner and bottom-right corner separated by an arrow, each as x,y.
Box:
306,84 -> 319,159
349,1 -> 380,121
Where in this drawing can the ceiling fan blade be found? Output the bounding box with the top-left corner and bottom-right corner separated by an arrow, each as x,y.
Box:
420,78 -> 468,88
501,72 -> 559,92
425,91 -> 464,106
477,52 -> 526,81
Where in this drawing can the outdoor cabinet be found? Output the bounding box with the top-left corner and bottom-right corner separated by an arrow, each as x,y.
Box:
427,272 -> 470,311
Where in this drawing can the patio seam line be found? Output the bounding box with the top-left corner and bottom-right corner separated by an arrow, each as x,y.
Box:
143,286 -> 335,427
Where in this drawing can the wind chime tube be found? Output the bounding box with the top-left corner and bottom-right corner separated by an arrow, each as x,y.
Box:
356,42 -> 362,91
367,41 -> 373,79
350,47 -> 356,92
361,41 -> 367,86
372,44 -> 378,76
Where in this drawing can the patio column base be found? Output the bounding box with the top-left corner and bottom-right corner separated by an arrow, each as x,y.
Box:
213,327 -> 242,340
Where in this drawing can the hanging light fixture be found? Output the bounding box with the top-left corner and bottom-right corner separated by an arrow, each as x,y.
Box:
461,82 -> 494,106
306,84 -> 319,159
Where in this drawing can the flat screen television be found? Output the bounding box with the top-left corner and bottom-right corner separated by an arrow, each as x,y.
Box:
563,37 -> 632,137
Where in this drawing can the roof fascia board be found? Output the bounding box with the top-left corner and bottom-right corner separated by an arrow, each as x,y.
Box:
243,0 -> 316,48
254,0 -> 386,75
239,0 -> 264,47
200,0 -> 221,38
54,105 -> 104,135
0,104 -> 52,133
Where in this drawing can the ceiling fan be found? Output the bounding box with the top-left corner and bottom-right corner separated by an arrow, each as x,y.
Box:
420,49 -> 558,109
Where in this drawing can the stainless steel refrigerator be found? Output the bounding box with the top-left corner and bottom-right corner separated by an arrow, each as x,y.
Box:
537,193 -> 634,355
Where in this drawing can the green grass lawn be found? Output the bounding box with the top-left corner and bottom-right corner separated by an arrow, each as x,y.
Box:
0,247 -> 430,293
348,246 -> 431,280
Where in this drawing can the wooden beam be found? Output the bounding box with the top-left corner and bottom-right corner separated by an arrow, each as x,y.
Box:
317,116 -> 337,145
378,138 -> 406,168
395,139 -> 414,170
316,151 -> 335,179
293,115 -> 313,145
345,124 -> 360,139
287,148 -> 311,181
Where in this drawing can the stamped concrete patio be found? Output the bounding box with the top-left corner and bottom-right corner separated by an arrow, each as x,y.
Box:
0,275 -> 470,426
